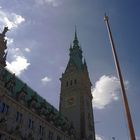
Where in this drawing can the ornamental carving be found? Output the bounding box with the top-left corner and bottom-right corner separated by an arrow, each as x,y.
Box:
5,74 -> 16,94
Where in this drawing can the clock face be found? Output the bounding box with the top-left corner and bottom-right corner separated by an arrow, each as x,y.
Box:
65,96 -> 76,108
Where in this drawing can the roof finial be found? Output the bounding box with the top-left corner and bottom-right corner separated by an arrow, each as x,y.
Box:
74,25 -> 78,41
73,25 -> 79,46
104,12 -> 109,21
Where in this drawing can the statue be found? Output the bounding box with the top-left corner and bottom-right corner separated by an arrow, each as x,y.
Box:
0,26 -> 9,67
2,27 -> 9,37
0,26 -> 9,40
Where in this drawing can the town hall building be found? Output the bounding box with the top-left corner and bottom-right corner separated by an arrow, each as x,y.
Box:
0,27 -> 96,140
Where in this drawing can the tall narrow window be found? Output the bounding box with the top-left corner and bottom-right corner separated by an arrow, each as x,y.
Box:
20,113 -> 22,122
57,136 -> 61,140
70,80 -> 72,85
28,119 -> 34,129
5,105 -> 9,115
66,81 -> 68,87
39,125 -> 44,136
39,125 -> 41,134
74,79 -> 77,84
32,120 -> 34,129
29,119 -> 31,128
16,112 -> 19,121
16,112 -> 22,122
1,103 -> 5,113
0,103 -> 9,114
48,131 -> 53,140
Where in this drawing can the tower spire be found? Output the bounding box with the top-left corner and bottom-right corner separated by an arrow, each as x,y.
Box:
73,26 -> 79,46
60,30 -> 96,140
74,26 -> 78,40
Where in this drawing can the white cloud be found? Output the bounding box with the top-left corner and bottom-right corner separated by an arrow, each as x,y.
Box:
0,9 -> 25,29
6,46 -> 31,76
6,56 -> 30,76
8,47 -> 22,58
96,135 -> 103,140
41,76 -> 52,84
0,9 -> 30,77
92,75 -> 121,109
24,48 -> 31,52
35,0 -> 60,7
5,37 -> 14,45
136,136 -> 140,140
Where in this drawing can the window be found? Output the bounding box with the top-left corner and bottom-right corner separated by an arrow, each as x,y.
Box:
39,125 -> 44,136
74,79 -> 77,84
66,81 -> 68,87
28,119 -> 34,129
5,105 -> 9,115
56,136 -> 61,140
0,102 -> 9,114
1,103 -> 5,113
16,112 -> 22,122
48,131 -> 53,140
70,80 -> 72,85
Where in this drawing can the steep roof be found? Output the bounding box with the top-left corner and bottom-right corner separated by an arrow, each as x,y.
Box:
65,30 -> 88,73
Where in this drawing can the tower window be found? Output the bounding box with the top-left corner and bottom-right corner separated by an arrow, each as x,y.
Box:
70,80 -> 73,85
66,81 -> 68,87
74,79 -> 77,84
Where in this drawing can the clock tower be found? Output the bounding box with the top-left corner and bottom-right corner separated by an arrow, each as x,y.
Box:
59,30 -> 96,140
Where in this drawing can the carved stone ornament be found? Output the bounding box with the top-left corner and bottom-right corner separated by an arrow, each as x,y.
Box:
5,74 -> 16,94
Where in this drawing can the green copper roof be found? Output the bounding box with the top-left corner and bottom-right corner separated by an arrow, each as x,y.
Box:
4,68 -> 56,110
67,30 -> 84,71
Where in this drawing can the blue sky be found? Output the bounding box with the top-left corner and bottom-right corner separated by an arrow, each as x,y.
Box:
0,0 -> 140,139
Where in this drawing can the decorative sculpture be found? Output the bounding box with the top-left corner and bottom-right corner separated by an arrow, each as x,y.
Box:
5,74 -> 16,94
0,27 -> 9,67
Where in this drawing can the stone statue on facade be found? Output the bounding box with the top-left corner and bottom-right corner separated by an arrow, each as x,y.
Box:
0,26 -> 9,67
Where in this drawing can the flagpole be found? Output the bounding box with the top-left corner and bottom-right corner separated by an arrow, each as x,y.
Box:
104,14 -> 136,140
